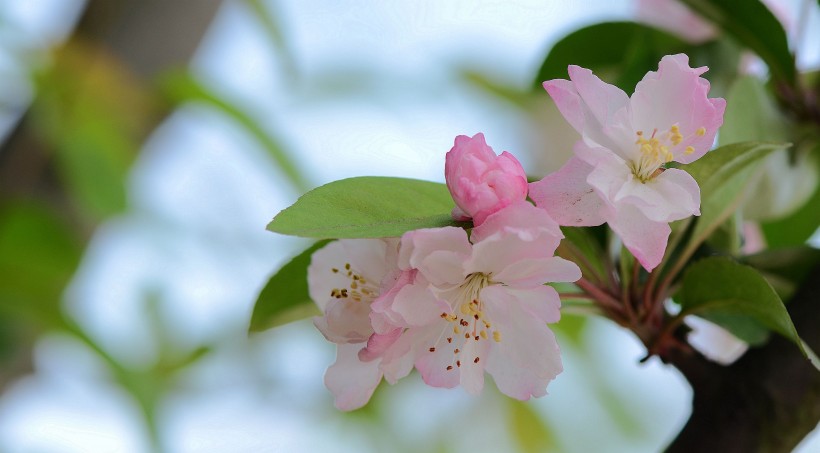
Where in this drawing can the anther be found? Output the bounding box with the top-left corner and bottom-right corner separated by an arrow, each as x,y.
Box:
446,365 -> 453,371
429,347 -> 436,352
456,360 -> 461,367
474,357 -> 480,363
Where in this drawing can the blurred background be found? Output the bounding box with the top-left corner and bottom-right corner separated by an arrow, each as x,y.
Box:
0,1 -> 818,452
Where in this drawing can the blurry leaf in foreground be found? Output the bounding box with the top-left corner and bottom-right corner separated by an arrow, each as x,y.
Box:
720,75 -> 816,221
0,201 -> 82,324
507,399 -> 558,453
533,22 -> 691,93
30,38 -> 158,221
761,145 -> 820,247
742,246 -> 820,300
249,240 -> 329,332
159,70 -> 310,192
679,0 -> 795,84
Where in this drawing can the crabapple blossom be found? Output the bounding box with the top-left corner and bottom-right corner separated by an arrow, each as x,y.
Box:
445,133 -> 528,226
529,54 -> 725,271
308,238 -> 407,410
369,202 -> 581,400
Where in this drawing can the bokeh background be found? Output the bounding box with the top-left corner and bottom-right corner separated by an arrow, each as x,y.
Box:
0,1 -> 818,452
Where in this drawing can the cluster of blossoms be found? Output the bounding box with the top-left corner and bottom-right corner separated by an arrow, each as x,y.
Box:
309,54 -> 724,410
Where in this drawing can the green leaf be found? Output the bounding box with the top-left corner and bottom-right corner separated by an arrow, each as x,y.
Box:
681,142 -> 785,253
533,22 -> 692,92
160,70 -> 310,192
680,257 -> 805,355
507,399 -> 558,453
679,0 -> 795,84
268,177 -> 466,239
249,240 -> 330,332
696,311 -> 770,345
742,246 -> 820,300
0,201 -> 82,326
719,76 -> 789,146
31,42 -> 148,220
559,226 -> 607,281
761,146 -> 820,247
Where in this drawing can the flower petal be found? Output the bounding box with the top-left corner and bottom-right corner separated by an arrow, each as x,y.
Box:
630,54 -> 725,164
390,281 -> 450,327
581,142 -> 634,204
471,201 -> 563,245
399,227 -> 470,287
482,286 -> 563,400
313,297 -> 372,344
308,239 -> 391,311
529,156 -> 607,227
614,167 -> 701,222
458,333 -> 490,395
543,69 -> 630,157
325,343 -> 383,411
489,285 -> 562,324
414,324 -> 462,389
606,203 -> 671,271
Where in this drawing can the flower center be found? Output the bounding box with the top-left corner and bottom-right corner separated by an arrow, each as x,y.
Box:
329,262 -> 378,302
433,272 -> 502,371
630,125 -> 705,183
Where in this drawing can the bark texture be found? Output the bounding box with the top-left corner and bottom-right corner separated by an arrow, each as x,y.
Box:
666,263 -> 820,452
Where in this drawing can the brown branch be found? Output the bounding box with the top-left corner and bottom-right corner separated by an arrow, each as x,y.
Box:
664,263 -> 820,452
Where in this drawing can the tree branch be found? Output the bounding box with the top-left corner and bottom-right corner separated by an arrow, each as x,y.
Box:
665,263 -> 820,452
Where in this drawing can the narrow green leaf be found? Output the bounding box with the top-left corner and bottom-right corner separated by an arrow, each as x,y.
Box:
160,70 -> 310,192
534,22 -> 692,92
243,0 -> 297,80
679,0 -> 795,84
680,257 -> 806,356
268,177 -> 466,239
249,240 -> 330,332
681,142 -> 786,252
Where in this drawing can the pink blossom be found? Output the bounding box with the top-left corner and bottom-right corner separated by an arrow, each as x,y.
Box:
637,0 -> 792,46
308,238 -> 409,410
529,54 -> 725,271
636,0 -> 718,44
445,133 -> 528,226
369,202 -> 581,400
